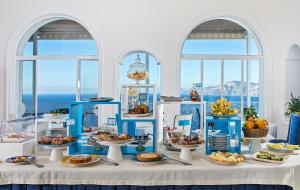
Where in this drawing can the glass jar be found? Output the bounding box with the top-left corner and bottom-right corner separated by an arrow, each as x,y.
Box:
127,54 -> 149,84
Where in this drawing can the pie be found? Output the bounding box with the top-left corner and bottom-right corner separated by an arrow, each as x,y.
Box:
65,155 -> 93,164
136,152 -> 161,162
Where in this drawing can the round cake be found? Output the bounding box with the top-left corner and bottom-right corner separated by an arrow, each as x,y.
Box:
136,152 -> 161,162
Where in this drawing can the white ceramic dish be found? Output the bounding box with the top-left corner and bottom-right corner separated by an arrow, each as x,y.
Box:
60,155 -> 101,167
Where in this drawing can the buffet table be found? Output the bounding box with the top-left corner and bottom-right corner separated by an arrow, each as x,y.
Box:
0,150 -> 299,190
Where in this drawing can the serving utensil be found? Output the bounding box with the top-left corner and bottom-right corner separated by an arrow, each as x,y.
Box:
100,158 -> 119,166
26,159 -> 44,168
166,157 -> 192,166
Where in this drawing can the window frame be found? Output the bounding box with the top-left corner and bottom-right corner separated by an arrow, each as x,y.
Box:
17,55 -> 99,117
180,33 -> 264,117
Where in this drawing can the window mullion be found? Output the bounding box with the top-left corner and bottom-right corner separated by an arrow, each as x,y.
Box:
200,59 -> 204,101
241,59 -> 244,118
76,60 -> 81,101
221,59 -> 224,98
247,59 -> 251,108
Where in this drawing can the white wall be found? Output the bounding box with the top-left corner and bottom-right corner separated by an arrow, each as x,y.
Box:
0,0 -> 300,138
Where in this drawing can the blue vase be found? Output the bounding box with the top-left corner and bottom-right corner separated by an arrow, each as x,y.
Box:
288,114 -> 300,145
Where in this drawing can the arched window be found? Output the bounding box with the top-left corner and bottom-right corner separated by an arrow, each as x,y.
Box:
119,51 -> 160,95
17,19 -> 99,117
181,18 -> 263,115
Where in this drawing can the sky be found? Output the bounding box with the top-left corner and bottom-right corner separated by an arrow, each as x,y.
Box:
23,38 -> 260,94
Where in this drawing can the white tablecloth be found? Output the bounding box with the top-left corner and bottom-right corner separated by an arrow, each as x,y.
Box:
0,150 -> 299,189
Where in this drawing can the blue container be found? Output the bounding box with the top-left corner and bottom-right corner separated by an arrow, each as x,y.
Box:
288,114 -> 300,145
205,116 -> 241,154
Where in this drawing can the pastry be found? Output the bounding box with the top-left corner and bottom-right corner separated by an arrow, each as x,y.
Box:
170,135 -> 205,146
98,133 -> 132,141
127,71 -> 148,80
66,155 -> 92,164
51,138 -> 64,145
128,104 -> 149,114
13,156 -> 27,163
38,136 -> 76,145
136,152 -> 161,162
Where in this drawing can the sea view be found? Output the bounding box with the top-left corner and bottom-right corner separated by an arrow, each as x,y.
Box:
22,93 -> 259,116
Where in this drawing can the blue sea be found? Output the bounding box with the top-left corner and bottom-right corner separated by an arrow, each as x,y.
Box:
22,94 -> 259,116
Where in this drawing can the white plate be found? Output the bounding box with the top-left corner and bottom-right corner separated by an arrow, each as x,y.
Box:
130,154 -> 168,165
60,155 -> 101,167
249,152 -> 288,164
125,113 -> 152,117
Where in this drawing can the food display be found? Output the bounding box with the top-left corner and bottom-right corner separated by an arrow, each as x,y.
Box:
127,71 -> 149,81
128,103 -> 149,114
169,135 -> 205,147
267,143 -> 299,153
209,151 -> 244,165
255,151 -> 285,162
38,135 -> 76,145
136,152 -> 162,162
127,54 -> 149,83
65,155 -> 93,164
210,98 -> 238,117
60,155 -> 101,167
242,138 -> 266,145
242,107 -> 269,138
98,133 -> 132,142
243,117 -> 269,138
5,155 -> 36,164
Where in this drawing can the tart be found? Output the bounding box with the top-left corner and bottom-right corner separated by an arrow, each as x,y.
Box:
65,155 -> 93,164
136,152 -> 161,162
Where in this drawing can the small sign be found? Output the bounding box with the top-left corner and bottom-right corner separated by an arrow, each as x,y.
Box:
139,93 -> 148,101
66,119 -> 75,126
107,118 -> 117,125
178,120 -> 190,126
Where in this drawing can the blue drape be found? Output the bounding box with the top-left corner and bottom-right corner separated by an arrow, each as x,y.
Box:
0,185 -> 293,190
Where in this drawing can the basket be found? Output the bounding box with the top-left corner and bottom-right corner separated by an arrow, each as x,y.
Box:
242,127 -> 269,138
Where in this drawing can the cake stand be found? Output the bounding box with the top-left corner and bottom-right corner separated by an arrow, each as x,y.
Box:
97,139 -> 132,162
244,137 -> 265,154
171,143 -> 201,162
40,143 -> 71,162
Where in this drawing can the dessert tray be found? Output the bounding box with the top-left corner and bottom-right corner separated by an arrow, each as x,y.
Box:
85,97 -> 114,102
209,152 -> 244,165
130,152 -> 168,165
124,113 -> 152,117
247,151 -> 288,164
267,143 -> 299,154
168,135 -> 205,161
60,155 -> 101,167
93,133 -> 132,161
38,136 -> 76,161
6,155 -> 36,165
